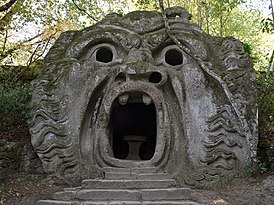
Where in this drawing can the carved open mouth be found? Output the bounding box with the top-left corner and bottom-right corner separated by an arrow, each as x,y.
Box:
110,92 -> 157,161
95,81 -> 166,167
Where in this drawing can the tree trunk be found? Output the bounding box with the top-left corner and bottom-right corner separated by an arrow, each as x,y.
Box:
204,0 -> 210,34
267,49 -> 274,75
0,0 -> 16,12
198,1 -> 202,28
0,10 -> 14,31
270,0 -> 274,22
219,13 -> 223,37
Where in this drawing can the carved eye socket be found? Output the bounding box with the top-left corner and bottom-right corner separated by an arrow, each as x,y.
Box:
96,47 -> 113,63
165,48 -> 183,66
86,43 -> 117,64
154,45 -> 185,67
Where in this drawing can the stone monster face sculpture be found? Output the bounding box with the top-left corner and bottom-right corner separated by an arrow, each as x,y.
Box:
29,7 -> 258,187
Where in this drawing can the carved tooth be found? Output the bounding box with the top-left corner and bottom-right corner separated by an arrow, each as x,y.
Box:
142,94 -> 152,105
118,94 -> 129,105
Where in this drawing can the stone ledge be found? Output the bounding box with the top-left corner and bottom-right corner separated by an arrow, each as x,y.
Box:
81,179 -> 177,189
37,200 -> 202,205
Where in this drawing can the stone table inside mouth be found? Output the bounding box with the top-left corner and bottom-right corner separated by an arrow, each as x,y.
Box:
123,135 -> 147,160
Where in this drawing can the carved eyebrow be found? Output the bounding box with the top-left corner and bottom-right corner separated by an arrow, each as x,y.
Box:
142,30 -> 195,53
142,29 -> 208,61
66,29 -> 141,58
142,30 -> 169,50
107,31 -> 141,50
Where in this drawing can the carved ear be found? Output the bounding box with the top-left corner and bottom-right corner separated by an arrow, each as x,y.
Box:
44,31 -> 79,69
218,37 -> 253,71
214,36 -> 257,144
30,31 -> 79,169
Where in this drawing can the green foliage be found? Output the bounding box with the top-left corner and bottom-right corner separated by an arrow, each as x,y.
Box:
258,158 -> 268,173
256,72 -> 274,131
261,17 -> 274,33
256,70 -> 274,172
134,0 -> 159,10
0,81 -> 32,131
0,0 -> 128,69
244,164 -> 257,176
245,157 -> 269,176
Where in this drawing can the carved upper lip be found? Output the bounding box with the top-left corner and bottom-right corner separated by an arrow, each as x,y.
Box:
104,81 -> 163,113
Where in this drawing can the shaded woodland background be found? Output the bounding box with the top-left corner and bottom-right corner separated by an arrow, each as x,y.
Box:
0,0 -> 273,173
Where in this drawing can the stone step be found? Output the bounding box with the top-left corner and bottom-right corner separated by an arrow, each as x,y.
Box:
53,191 -> 76,201
64,186 -> 81,192
54,188 -> 191,201
37,200 -> 201,205
142,202 -> 201,205
103,167 -> 157,174
75,189 -> 142,201
138,173 -> 171,180
37,201 -> 74,205
81,179 -> 177,189
104,172 -> 171,180
104,172 -> 138,180
141,188 -> 191,200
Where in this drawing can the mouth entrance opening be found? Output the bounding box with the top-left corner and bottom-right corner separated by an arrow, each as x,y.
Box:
110,97 -> 157,161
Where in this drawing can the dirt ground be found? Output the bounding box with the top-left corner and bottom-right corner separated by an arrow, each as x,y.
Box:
0,171 -> 273,205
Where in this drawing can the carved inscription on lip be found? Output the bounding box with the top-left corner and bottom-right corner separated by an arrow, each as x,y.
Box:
104,81 -> 162,110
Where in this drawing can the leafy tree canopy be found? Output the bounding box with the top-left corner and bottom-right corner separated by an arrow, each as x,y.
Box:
0,0 -> 273,77
0,0 -> 128,78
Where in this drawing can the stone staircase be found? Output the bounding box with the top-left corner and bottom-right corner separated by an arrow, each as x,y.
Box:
37,167 -> 202,205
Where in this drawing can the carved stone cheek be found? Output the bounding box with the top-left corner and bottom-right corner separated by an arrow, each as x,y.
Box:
182,64 -> 206,100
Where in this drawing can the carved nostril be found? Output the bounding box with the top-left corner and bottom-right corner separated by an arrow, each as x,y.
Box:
115,72 -> 127,83
149,72 -> 162,84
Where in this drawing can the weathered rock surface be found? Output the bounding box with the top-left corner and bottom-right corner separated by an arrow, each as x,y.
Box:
262,175 -> 274,192
0,139 -> 23,179
0,139 -> 43,181
29,7 -> 258,205
19,142 -> 44,173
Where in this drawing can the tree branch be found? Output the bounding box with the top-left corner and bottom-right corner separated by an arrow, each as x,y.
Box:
32,35 -> 54,63
17,31 -> 45,46
11,43 -> 40,83
0,0 -> 16,12
2,29 -> 8,52
71,0 -> 98,21
267,49 -> 274,74
11,34 -> 55,83
270,0 -> 274,22
0,9 -> 14,31
159,0 -> 195,59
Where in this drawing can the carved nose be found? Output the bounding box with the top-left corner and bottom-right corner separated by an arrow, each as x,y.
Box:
114,72 -> 128,83
115,71 -> 165,85
126,48 -> 153,64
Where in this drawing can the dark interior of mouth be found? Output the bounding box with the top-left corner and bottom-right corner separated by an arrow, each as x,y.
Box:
110,99 -> 156,160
